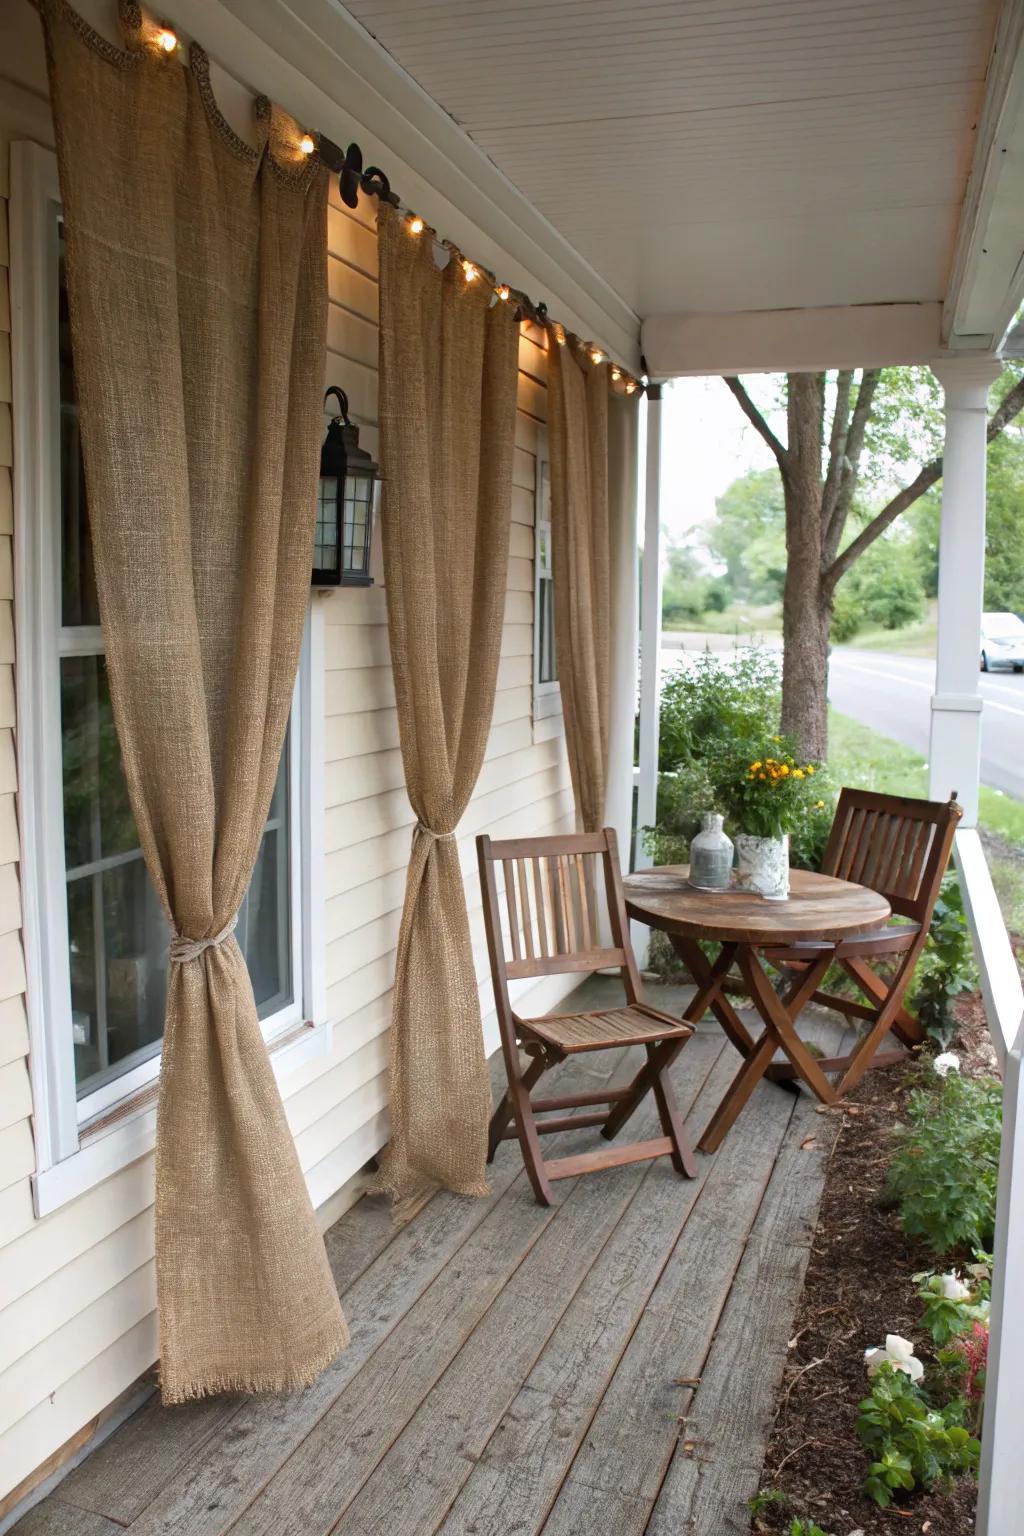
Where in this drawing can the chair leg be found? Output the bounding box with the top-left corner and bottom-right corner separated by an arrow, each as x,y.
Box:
499,1046 -> 556,1207
488,1048 -> 546,1162
647,1040 -> 699,1178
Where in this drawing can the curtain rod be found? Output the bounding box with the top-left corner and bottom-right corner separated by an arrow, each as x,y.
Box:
314,132 -> 645,394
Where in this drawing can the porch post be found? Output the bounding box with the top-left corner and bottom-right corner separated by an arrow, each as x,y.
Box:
605,393 -> 640,872
928,359 -> 1001,827
635,383 -> 664,875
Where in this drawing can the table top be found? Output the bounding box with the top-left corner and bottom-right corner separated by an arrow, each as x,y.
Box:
623,865 -> 892,945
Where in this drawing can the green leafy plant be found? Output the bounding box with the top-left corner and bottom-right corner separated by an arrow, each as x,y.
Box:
657,646 -> 783,774
887,1071 -> 1002,1254
856,1364 -> 980,1508
747,1487 -> 787,1520
788,1521 -> 834,1536
916,1265 -> 991,1345
908,873 -> 978,1047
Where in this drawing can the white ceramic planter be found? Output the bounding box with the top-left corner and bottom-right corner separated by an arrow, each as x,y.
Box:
734,832 -> 790,901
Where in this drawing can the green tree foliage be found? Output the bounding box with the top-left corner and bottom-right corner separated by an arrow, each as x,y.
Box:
661,538 -> 712,624
703,468 -> 786,603
829,537 -> 926,641
983,431 -> 1024,614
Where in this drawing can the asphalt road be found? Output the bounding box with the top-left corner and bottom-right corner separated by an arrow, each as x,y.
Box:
829,648 -> 1024,801
659,633 -> 1024,801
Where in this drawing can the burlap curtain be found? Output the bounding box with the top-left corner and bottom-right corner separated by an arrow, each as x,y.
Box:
42,0 -> 346,1400
547,337 -> 611,832
376,206 -> 519,1206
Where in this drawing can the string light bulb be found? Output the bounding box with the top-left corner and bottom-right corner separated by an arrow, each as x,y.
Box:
590,347 -> 605,366
299,133 -> 316,155
611,367 -> 621,382
496,284 -> 511,302
553,324 -> 566,346
462,260 -> 479,282
625,380 -> 638,394
406,214 -> 424,236
156,26 -> 178,52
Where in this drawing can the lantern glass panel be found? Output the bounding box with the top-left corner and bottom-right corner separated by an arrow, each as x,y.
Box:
343,469 -> 374,580
316,476 -> 340,577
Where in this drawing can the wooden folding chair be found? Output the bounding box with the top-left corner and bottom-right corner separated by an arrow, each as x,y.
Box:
760,788 -> 963,1096
477,828 -> 697,1206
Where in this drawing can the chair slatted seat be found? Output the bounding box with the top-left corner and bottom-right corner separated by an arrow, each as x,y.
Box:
478,828 -> 696,1206
761,788 -> 962,1094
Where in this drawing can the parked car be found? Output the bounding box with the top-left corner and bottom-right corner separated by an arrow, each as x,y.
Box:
980,612 -> 1024,672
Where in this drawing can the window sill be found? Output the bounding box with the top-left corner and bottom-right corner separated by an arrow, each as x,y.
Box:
31,1018 -> 332,1219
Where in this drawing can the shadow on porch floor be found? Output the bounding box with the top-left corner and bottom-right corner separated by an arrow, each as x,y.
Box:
14,976 -> 849,1536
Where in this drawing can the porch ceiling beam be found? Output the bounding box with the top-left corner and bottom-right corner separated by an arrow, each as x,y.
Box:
943,0 -> 1024,353
640,302 -> 943,379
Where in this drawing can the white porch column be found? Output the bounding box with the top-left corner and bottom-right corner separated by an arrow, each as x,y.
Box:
605,393 -> 640,871
635,383 -> 664,874
928,359 -> 1002,827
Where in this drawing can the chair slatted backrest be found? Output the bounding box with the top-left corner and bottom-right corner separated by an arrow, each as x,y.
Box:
823,789 -> 962,920
477,828 -> 642,997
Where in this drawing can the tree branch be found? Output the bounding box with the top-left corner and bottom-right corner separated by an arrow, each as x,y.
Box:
723,376 -> 789,469
820,370 -> 853,529
822,371 -> 1024,595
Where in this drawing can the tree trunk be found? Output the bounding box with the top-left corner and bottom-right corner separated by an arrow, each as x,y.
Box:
781,374 -> 830,761
780,542 -> 831,761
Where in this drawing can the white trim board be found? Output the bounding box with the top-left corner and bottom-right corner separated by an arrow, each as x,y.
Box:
642,301 -> 946,378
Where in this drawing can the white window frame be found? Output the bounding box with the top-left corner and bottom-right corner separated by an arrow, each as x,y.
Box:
11,141 -> 329,1216
533,450 -> 561,734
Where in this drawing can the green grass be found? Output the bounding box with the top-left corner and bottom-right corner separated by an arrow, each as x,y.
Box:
663,602 -> 781,636
829,709 -> 1024,934
829,709 -> 1024,848
843,600 -> 938,659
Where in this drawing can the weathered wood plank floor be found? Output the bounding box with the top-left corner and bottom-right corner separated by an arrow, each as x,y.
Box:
14,978 -> 845,1536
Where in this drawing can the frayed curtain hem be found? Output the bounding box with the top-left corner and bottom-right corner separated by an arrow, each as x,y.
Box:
158,1319 -> 350,1404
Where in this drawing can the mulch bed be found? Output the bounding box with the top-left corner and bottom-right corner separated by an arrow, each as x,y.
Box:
752,1000 -> 996,1536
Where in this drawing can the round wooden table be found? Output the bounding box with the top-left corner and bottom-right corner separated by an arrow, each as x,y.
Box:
623,866 -> 892,1152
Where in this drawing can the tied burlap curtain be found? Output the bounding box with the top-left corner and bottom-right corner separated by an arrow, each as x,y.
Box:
547,337 -> 611,832
376,206 -> 519,1206
42,0 -> 347,1400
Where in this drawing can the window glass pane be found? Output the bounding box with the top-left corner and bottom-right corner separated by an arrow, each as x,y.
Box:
59,222 -> 100,628
57,238 -> 295,1102
538,576 -> 557,684
60,652 -> 294,1099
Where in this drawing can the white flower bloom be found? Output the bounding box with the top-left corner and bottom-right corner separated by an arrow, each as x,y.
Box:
864,1334 -> 925,1383
933,1051 -> 961,1077
938,1272 -> 971,1301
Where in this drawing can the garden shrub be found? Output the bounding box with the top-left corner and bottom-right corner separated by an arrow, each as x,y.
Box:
887,1070 -> 1002,1254
657,647 -> 782,773
906,872 -> 977,1047
856,1364 -> 980,1508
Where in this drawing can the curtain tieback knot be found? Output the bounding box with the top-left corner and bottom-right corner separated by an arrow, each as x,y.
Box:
414,822 -> 457,845
169,913 -> 239,965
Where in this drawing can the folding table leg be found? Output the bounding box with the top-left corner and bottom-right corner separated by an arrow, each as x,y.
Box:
670,936 -> 756,1057
697,947 -> 836,1154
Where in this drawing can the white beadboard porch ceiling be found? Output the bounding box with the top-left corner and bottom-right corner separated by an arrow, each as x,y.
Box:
340,0 -> 1000,320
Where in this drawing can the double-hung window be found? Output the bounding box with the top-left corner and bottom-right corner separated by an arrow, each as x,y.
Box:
533,455 -> 560,731
12,143 -> 318,1210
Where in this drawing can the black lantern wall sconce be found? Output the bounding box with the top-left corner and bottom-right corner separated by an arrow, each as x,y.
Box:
313,386 -> 378,588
